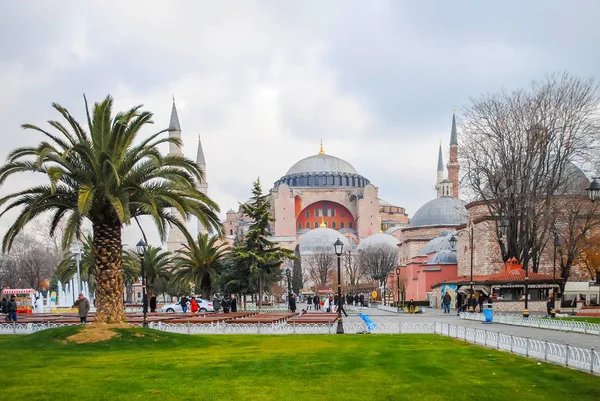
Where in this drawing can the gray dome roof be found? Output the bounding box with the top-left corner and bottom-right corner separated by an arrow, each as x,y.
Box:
286,154 -> 358,176
427,250 -> 457,265
419,231 -> 456,256
298,228 -> 350,254
356,233 -> 400,251
409,197 -> 467,228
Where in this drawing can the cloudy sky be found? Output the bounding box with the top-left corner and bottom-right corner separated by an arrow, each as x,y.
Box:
1,0 -> 599,248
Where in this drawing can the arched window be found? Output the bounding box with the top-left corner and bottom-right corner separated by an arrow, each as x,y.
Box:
340,222 -> 345,229
314,222 -> 319,228
230,229 -> 233,235
349,222 -> 353,229
332,222 -> 336,229
306,222 -> 310,228
305,210 -> 310,218
298,222 -> 302,229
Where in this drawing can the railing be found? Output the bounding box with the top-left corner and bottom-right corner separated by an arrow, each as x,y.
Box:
0,322 -> 76,334
377,304 -> 401,313
460,312 -> 600,336
438,322 -> 599,374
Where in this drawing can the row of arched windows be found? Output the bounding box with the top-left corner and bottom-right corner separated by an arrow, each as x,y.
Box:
297,221 -> 354,230
275,173 -> 369,188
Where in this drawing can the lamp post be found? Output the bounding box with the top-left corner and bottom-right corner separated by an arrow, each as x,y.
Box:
449,225 -> 474,312
70,243 -> 83,299
285,268 -> 292,310
395,267 -> 400,313
334,238 -> 344,334
136,239 -> 148,328
551,231 -> 560,317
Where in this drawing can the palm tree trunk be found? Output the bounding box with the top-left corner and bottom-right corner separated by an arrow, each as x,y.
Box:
93,219 -> 126,323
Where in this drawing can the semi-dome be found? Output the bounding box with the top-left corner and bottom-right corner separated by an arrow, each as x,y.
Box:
298,228 -> 350,254
356,233 -> 400,251
427,250 -> 457,265
419,231 -> 456,256
409,197 -> 467,228
274,145 -> 370,189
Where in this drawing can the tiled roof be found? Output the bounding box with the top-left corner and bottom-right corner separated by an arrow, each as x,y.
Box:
435,269 -> 564,286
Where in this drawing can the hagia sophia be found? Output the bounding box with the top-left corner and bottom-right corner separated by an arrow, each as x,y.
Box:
165,99 -> 596,313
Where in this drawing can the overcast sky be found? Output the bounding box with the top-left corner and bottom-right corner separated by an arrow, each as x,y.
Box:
1,1 -> 599,248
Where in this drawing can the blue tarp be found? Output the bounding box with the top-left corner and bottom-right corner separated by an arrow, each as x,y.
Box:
358,313 -> 376,332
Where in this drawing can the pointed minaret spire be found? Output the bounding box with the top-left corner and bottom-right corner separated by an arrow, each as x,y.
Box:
318,139 -> 325,155
196,134 -> 206,168
196,134 -> 208,235
168,97 -> 183,155
437,141 -> 444,172
450,109 -> 458,146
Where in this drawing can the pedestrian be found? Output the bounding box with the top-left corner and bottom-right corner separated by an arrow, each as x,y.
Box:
72,293 -> 90,324
180,295 -> 188,313
230,295 -> 237,312
213,294 -> 222,313
359,293 -> 365,307
408,299 -> 415,314
190,297 -> 199,313
307,294 -> 313,310
289,293 -> 297,313
7,296 -> 18,322
546,296 -> 554,317
354,293 -> 359,306
1,297 -> 7,317
442,292 -> 452,314
478,293 -> 485,312
456,293 -> 463,315
313,294 -> 320,311
149,293 -> 157,313
222,295 -> 231,313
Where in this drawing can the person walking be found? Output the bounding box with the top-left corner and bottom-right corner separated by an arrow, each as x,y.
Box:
190,297 -> 199,313
7,295 -> 18,322
180,295 -> 188,313
73,294 -> 90,324
213,294 -> 222,313
289,293 -> 297,313
149,293 -> 157,313
307,294 -> 313,311
1,297 -> 7,318
359,293 -> 365,307
478,293 -> 485,313
546,296 -> 554,317
442,292 -> 452,314
230,295 -> 237,312
313,294 -> 320,311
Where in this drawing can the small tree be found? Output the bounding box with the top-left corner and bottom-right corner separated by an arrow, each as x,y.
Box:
230,179 -> 294,310
291,245 -> 303,294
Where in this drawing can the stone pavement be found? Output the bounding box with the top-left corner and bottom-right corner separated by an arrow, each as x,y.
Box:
297,303 -> 600,350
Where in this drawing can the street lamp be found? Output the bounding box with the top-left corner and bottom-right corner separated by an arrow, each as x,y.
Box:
449,226 -> 474,312
395,267 -> 401,313
551,231 -> 560,317
70,243 -> 83,301
586,177 -> 600,202
333,238 -> 345,334
285,267 -> 292,310
136,239 -> 148,328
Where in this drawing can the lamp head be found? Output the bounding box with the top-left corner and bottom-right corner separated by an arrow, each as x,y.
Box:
136,239 -> 148,257
586,177 -> 600,202
333,238 -> 344,256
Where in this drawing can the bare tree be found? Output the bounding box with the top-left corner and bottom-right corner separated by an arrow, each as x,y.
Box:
304,252 -> 335,288
359,245 -> 398,297
343,251 -> 363,286
10,234 -> 58,291
0,257 -> 22,289
460,72 -> 600,272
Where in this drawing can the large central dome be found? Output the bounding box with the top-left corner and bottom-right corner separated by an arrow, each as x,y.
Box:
286,154 -> 358,176
274,144 -> 370,189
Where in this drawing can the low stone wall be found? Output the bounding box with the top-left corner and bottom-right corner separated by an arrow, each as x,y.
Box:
491,300 -> 546,313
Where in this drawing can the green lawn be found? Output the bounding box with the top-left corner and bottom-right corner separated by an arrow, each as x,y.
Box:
551,316 -> 600,324
1,327 -> 599,401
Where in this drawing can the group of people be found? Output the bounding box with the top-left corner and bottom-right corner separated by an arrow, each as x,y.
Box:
0,295 -> 18,322
176,294 -> 238,314
305,292 -> 367,311
455,292 -> 491,313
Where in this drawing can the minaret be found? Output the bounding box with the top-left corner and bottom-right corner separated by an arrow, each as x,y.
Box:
196,134 -> 209,235
447,110 -> 460,198
435,141 -> 444,197
166,97 -> 188,252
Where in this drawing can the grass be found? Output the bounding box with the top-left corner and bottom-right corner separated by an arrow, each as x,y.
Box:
1,327 -> 599,401
549,316 -> 600,324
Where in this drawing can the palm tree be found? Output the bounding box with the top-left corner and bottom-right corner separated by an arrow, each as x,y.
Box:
172,233 -> 229,298
122,245 -> 172,296
0,95 -> 222,322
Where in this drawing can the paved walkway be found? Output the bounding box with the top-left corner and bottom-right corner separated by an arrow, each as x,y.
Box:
298,303 -> 599,350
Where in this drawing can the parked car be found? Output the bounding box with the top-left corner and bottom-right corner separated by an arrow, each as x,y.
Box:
160,298 -> 214,313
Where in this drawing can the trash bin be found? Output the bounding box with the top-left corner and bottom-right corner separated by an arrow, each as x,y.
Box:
483,303 -> 493,323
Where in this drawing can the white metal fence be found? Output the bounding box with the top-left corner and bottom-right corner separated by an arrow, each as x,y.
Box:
438,322 -> 599,374
2,320 -> 597,374
460,312 -> 600,336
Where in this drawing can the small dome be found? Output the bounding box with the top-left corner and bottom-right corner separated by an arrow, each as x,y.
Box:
427,250 -> 457,265
298,228 -> 350,254
227,209 -> 236,214
286,154 -> 358,176
356,233 -> 400,251
410,197 -> 467,228
419,231 -> 456,256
